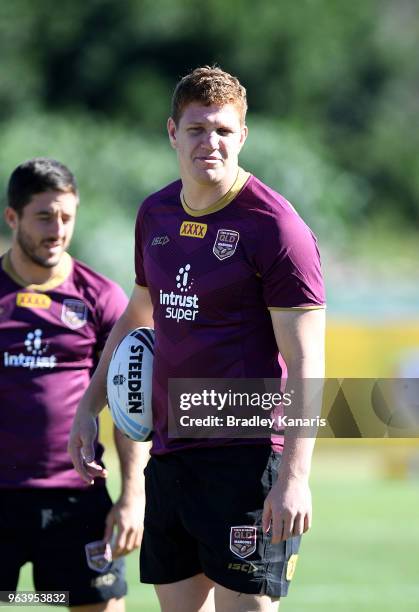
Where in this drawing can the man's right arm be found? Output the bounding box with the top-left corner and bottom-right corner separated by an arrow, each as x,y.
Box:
68,284 -> 153,483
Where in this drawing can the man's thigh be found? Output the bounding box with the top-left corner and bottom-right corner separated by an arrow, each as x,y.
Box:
0,488 -> 127,607
154,575 -> 280,612
0,490 -> 31,591
183,446 -> 301,599
71,597 -> 125,612
214,583 -> 280,612
32,487 -> 127,607
155,574 -> 214,612
141,446 -> 301,599
141,453 -> 204,585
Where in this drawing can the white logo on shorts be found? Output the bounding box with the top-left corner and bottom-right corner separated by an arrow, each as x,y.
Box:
85,541 -> 113,573
229,526 -> 257,559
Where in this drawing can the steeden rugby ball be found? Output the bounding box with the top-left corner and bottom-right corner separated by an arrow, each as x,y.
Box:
107,327 -> 154,441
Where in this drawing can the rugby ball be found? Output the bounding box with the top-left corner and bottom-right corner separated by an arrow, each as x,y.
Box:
107,327 -> 155,441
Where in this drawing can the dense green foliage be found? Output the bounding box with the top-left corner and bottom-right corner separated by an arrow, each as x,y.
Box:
0,1 -> 417,288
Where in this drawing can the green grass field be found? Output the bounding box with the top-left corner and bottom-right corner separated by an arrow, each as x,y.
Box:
16,442 -> 419,611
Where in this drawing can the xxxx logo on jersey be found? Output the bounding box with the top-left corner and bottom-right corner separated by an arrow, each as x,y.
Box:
180,221 -> 207,238
16,293 -> 51,309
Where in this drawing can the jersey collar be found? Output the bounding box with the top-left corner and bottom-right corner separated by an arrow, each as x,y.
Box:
2,250 -> 73,291
180,168 -> 250,217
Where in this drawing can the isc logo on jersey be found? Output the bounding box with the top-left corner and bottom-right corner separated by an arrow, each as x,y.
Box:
159,264 -> 199,323
107,327 -> 154,441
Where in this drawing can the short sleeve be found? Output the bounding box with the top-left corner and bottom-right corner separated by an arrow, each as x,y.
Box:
95,281 -> 128,352
254,206 -> 325,309
135,205 -> 147,287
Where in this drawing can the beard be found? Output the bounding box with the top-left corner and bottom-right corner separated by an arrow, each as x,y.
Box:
16,226 -> 63,268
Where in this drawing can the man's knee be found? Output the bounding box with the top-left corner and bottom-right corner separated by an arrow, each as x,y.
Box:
214,584 -> 280,612
155,573 -> 214,612
70,596 -> 125,612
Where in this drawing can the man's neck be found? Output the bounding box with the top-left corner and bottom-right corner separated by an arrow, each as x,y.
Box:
7,247 -> 67,287
181,170 -> 239,212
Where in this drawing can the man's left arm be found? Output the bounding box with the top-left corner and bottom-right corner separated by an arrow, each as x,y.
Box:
103,428 -> 151,558
262,308 -> 325,544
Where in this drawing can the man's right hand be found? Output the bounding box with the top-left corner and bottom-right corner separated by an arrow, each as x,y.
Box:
68,410 -> 108,484
68,285 -> 154,484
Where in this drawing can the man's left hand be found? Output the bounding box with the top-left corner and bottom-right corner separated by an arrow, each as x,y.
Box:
103,492 -> 145,558
262,475 -> 312,544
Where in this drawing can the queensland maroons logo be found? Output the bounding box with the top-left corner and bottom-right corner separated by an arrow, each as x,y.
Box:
61,299 -> 88,330
213,229 -> 240,261
230,526 -> 257,559
85,541 -> 113,573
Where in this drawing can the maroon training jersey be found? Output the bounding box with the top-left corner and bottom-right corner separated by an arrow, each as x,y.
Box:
0,252 -> 127,488
135,170 -> 325,455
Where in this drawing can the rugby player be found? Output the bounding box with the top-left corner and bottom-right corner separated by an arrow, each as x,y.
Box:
70,67 -> 325,611
0,158 -> 145,611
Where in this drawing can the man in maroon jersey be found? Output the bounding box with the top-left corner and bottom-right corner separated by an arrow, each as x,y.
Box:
70,67 -> 325,611
0,158 -> 144,611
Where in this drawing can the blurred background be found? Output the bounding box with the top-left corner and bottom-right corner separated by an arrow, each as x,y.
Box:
1,1 -> 418,610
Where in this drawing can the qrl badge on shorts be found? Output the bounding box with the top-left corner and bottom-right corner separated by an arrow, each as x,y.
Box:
85,540 -> 113,573
230,526 -> 257,559
213,229 -> 240,261
61,299 -> 88,330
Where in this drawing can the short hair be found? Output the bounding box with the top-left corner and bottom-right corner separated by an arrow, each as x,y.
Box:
7,157 -> 78,215
171,65 -> 247,126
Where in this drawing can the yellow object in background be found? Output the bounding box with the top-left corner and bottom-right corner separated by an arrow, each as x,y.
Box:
324,320 -> 419,475
100,319 -> 419,477
326,320 -> 419,377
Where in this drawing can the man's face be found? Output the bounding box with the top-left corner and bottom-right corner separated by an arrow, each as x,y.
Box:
5,190 -> 78,268
167,102 -> 248,188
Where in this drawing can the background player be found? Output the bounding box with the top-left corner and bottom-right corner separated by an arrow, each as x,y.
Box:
0,158 -> 144,611
70,67 -> 326,611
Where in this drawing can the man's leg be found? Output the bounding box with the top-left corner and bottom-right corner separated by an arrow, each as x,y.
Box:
32,489 -> 127,608
71,597 -> 125,612
0,490 -> 33,600
155,573 -> 215,612
142,449 -> 297,611
175,448 -> 300,607
214,584 -> 280,612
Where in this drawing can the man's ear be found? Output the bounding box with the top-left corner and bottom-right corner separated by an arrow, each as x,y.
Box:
239,124 -> 248,149
4,206 -> 19,231
167,117 -> 178,150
